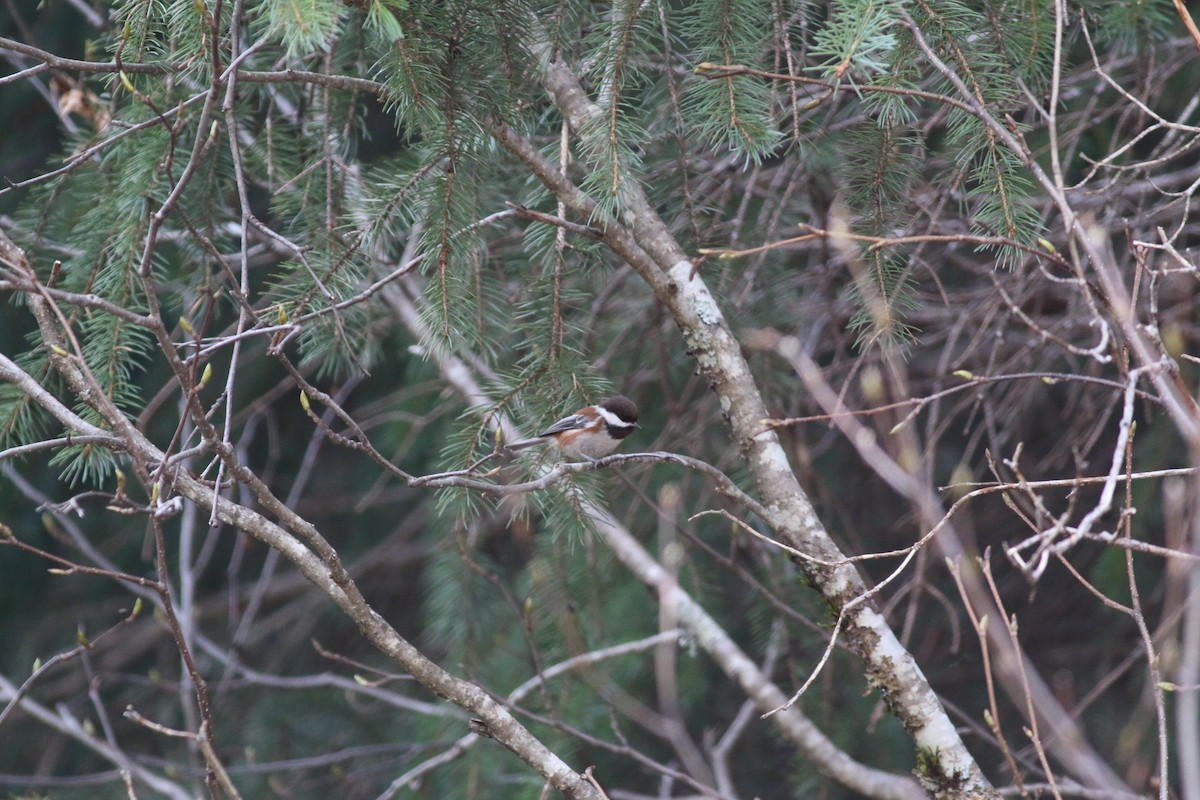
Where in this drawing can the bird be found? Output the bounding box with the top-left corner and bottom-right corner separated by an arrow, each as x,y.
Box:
506,396 -> 639,460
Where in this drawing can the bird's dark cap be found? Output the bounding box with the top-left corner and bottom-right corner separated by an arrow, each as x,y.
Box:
600,395 -> 639,426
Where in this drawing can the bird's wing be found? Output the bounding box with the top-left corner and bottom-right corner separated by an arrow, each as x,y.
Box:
537,413 -> 587,437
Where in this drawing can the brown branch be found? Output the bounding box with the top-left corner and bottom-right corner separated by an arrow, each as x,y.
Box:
1172,0 -> 1200,51
0,37 -> 385,95
693,61 -> 978,115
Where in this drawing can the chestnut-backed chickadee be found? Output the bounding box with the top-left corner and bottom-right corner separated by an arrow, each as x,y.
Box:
507,396 -> 640,460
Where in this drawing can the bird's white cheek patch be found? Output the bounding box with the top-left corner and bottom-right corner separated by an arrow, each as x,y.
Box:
595,406 -> 634,428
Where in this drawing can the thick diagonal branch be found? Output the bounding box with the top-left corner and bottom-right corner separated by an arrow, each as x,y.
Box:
490,53 -> 997,797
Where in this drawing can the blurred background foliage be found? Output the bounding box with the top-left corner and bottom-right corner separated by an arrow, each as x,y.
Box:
2,0 -> 1200,797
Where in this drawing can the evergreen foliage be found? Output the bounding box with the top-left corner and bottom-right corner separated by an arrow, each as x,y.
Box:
0,0 -> 1075,454
1,0 -> 1196,797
